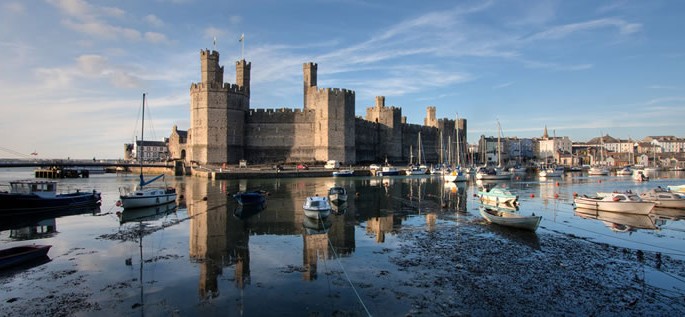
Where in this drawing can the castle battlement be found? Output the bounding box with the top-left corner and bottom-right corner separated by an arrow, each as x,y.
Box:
312,87 -> 355,96
249,108 -> 312,115
190,82 -> 248,95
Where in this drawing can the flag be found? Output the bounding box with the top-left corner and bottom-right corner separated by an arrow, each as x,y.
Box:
239,33 -> 244,42
213,36 -> 216,47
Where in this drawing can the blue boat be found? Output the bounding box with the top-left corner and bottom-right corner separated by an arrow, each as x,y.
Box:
233,190 -> 267,207
0,245 -> 52,270
0,180 -> 101,216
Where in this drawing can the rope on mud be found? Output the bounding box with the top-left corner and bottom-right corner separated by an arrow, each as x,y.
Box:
319,215 -> 372,317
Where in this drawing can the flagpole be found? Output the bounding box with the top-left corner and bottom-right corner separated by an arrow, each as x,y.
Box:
240,33 -> 245,60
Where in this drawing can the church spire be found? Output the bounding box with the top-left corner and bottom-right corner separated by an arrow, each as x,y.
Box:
543,125 -> 549,139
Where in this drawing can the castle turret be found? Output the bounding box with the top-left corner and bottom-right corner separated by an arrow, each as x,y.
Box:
425,106 -> 438,128
236,59 -> 251,98
201,50 -> 223,84
303,63 -> 317,109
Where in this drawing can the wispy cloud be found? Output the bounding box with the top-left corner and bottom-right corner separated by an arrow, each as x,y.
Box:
523,18 -> 642,42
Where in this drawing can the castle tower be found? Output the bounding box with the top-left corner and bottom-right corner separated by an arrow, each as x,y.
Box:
201,50 -> 223,84
236,59 -> 251,100
303,63 -> 317,109
365,96 -> 403,162
189,49 -> 249,165
424,106 -> 438,128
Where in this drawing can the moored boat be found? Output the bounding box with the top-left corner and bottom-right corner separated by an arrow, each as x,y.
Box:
332,169 -> 354,177
302,196 -> 331,219
328,186 -> 348,204
0,245 -> 52,270
539,166 -> 564,177
479,206 -> 541,232
0,180 -> 101,216
478,187 -> 518,206
638,188 -> 685,209
376,165 -> 401,176
233,190 -> 267,207
574,192 -> 655,215
444,169 -> 467,182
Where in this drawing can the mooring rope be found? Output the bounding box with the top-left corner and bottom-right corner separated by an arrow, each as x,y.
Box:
319,214 -> 372,317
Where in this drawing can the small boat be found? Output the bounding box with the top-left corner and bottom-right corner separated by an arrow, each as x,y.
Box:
639,188 -> 685,209
668,184 -> 685,194
0,245 -> 52,270
479,206 -> 541,232
332,169 -> 354,177
478,187 -> 519,206
475,166 -> 512,180
405,166 -> 428,175
233,190 -> 267,207
302,196 -> 331,219
588,166 -> 610,176
0,180 -> 101,216
632,169 -> 649,182
375,165 -> 401,176
328,186 -> 347,204
616,166 -> 633,176
119,93 -> 177,210
444,169 -> 467,182
538,166 -> 564,177
574,192 -> 655,215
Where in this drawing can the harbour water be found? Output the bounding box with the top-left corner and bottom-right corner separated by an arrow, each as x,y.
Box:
1,167 -> 685,316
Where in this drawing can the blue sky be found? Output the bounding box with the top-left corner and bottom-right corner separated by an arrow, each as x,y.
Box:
1,0 -> 683,159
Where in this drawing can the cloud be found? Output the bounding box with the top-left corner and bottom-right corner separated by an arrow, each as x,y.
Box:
523,18 -> 642,41
493,82 -> 513,89
145,32 -> 169,43
2,2 -> 24,13
145,14 -> 164,28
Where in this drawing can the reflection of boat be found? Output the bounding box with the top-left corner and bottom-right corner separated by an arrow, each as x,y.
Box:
328,186 -> 347,204
0,205 -> 101,231
118,201 -> 177,224
639,188 -> 685,209
0,245 -> 52,270
233,202 -> 266,220
331,201 -> 347,215
119,93 -> 177,209
574,192 -> 654,215
0,180 -> 101,216
478,187 -> 518,206
651,207 -> 685,220
479,206 -> 541,232
232,190 -> 267,207
302,196 -> 331,219
302,215 -> 331,234
574,208 -> 657,231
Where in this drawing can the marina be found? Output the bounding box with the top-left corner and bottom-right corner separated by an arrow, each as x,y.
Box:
1,167 -> 685,315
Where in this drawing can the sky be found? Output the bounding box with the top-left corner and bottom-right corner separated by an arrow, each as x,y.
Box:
1,0 -> 684,160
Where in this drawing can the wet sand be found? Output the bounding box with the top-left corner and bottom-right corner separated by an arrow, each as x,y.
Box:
2,215 -> 685,316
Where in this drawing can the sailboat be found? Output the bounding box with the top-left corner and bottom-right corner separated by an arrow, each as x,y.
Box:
588,134 -> 609,176
119,93 -> 177,209
476,120 -> 512,180
444,114 -> 467,182
406,131 -> 428,175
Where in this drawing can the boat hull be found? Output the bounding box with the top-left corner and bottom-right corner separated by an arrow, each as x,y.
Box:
573,197 -> 655,215
120,190 -> 177,209
479,207 -> 541,232
0,245 -> 52,270
0,191 -> 101,216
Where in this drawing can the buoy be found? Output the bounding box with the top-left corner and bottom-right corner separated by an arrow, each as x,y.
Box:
115,200 -> 122,207
555,182 -> 560,186
554,193 -> 559,198
598,180 -> 602,183
530,193 -> 535,198
573,192 -> 578,197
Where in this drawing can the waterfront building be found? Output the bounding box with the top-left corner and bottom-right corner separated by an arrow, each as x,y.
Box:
538,126 -> 572,165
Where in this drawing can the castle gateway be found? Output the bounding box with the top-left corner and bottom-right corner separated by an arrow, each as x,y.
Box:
181,49 -> 466,167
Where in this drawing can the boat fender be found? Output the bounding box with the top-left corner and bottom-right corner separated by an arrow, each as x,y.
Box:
612,196 -> 620,202
115,200 -> 122,207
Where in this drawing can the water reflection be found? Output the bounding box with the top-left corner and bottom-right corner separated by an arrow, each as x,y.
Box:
1,206 -> 101,240
574,207 -> 658,232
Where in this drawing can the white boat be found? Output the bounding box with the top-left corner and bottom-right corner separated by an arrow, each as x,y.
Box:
478,187 -> 518,206
574,192 -> 655,215
302,196 -> 331,219
539,166 -> 564,177
475,166 -> 512,180
639,188 -> 685,209
444,168 -> 467,182
328,186 -> 347,204
509,166 -> 527,174
588,166 -> 609,176
632,169 -> 649,182
119,93 -> 177,209
668,184 -> 685,194
616,166 -> 633,176
375,165 -> 401,176
332,169 -> 354,177
405,166 -> 428,175
479,206 -> 541,232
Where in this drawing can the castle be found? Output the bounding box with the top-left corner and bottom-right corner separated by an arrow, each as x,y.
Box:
168,49 -> 467,167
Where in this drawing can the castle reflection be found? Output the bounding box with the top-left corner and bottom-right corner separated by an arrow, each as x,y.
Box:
183,175 -> 468,296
